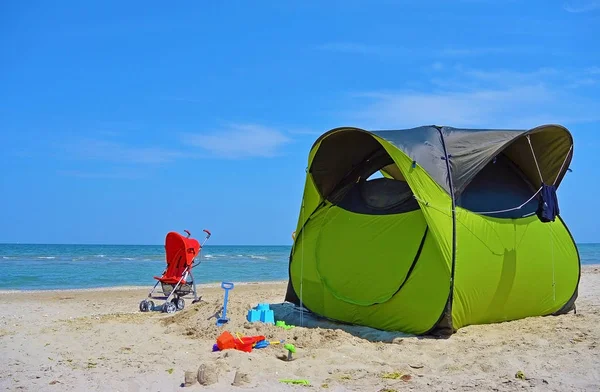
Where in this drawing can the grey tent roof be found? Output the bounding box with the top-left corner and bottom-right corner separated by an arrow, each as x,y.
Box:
311,124 -> 574,198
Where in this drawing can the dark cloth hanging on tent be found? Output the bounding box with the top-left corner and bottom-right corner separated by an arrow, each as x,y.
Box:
536,183 -> 560,222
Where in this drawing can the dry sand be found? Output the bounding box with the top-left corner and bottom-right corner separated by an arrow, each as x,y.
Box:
1,267 -> 599,392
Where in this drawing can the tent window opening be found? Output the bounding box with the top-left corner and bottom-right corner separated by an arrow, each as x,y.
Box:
310,130 -> 419,215
366,171 -> 384,181
457,152 -> 539,218
457,129 -> 573,220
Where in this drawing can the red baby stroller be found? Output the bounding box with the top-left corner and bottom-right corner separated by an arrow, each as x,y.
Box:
139,229 -> 211,313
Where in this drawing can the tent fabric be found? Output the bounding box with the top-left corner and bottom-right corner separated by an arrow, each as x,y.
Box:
371,125 -> 574,197
285,124 -> 579,336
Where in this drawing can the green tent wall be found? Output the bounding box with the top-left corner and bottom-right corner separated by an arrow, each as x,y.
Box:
285,124 -> 580,335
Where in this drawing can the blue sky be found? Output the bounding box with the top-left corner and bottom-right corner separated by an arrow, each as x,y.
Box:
1,0 -> 599,245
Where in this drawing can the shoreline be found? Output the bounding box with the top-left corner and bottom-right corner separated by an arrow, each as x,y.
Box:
2,263 -> 598,294
0,279 -> 290,295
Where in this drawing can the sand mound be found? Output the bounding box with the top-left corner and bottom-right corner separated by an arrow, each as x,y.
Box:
162,301 -> 343,350
160,289 -> 410,351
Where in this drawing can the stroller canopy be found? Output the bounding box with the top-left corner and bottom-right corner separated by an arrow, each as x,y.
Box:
285,124 -> 579,335
157,232 -> 200,283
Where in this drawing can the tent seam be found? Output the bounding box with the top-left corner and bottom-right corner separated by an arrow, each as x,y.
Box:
436,126 -> 457,334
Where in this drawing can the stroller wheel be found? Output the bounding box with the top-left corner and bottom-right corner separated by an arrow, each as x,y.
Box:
163,302 -> 176,314
139,300 -> 149,312
147,300 -> 155,311
174,298 -> 185,311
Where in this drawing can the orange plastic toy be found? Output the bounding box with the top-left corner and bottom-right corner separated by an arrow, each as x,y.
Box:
216,331 -> 265,352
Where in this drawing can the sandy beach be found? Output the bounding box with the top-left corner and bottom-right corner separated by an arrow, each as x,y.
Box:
1,267 -> 599,392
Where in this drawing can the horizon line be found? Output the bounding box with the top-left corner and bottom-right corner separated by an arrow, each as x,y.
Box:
1,242 -> 598,246
0,242 -> 294,247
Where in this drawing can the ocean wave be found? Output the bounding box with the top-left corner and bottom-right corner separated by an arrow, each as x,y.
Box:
200,254 -> 271,261
201,254 -> 230,259
37,256 -> 56,259
65,256 -> 159,262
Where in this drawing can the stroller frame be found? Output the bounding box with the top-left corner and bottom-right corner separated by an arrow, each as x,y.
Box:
139,229 -> 211,314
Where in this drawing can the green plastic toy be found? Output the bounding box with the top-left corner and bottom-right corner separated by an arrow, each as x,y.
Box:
276,320 -> 295,330
279,379 -> 309,385
284,343 -> 296,361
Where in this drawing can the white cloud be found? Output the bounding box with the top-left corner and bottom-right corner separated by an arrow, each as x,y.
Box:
563,1 -> 600,12
184,124 -> 292,159
460,66 -> 559,83
568,78 -> 598,88
439,47 -> 517,56
343,65 -> 600,129
58,139 -> 187,164
287,128 -> 323,136
317,42 -> 537,58
55,124 -> 297,164
587,66 -> 600,74
349,87 -> 557,129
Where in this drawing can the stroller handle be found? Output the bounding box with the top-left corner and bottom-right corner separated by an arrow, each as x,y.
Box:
190,229 -> 212,268
182,229 -> 210,240
200,229 -> 212,247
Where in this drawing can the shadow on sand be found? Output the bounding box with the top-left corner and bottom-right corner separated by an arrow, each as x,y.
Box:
270,302 -> 449,343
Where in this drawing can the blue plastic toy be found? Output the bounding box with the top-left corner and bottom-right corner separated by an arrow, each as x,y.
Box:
216,282 -> 234,326
254,340 -> 270,349
247,302 -> 275,324
254,339 -> 284,349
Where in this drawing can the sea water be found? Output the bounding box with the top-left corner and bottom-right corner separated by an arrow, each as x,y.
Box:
0,243 -> 599,291
0,244 -> 291,290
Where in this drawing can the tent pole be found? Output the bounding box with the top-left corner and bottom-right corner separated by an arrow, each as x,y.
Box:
526,135 -> 544,184
554,144 -> 573,185
550,225 -> 556,302
432,126 -> 457,335
300,194 -> 305,328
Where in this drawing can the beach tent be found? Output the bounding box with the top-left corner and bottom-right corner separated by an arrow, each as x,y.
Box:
285,124 -> 579,335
